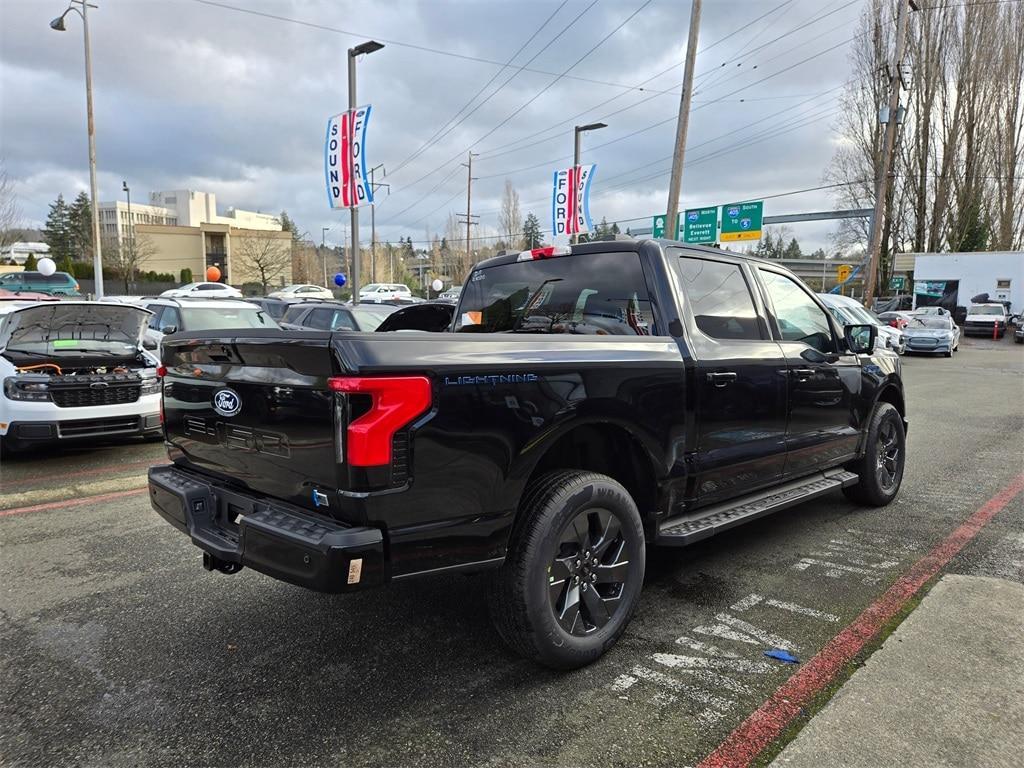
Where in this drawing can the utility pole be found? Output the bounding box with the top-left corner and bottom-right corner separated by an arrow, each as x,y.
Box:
368,164 -> 389,284
458,152 -> 479,276
665,0 -> 702,240
572,123 -> 606,244
122,180 -> 132,284
864,0 -> 916,306
321,226 -> 330,287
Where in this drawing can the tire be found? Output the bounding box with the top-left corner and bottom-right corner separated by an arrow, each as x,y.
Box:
944,350 -> 953,357
489,470 -> 646,669
843,402 -> 906,507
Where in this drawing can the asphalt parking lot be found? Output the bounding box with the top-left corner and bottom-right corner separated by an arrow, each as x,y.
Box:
2,334 -> 1022,768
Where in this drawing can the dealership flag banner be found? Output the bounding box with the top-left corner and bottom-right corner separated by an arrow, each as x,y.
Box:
551,164 -> 596,237
325,106 -> 373,209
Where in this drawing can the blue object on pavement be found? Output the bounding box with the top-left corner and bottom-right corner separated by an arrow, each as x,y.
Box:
765,649 -> 800,664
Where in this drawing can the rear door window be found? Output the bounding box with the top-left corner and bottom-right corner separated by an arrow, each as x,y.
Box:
306,308 -> 335,330
330,310 -> 356,330
676,256 -> 762,340
455,251 -> 656,335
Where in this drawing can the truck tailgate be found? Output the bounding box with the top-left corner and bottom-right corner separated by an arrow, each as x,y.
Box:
161,331 -> 339,510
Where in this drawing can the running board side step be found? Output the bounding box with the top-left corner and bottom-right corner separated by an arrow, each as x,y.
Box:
657,469 -> 859,546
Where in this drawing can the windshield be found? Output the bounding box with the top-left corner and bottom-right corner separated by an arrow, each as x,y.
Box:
456,252 -> 656,335
351,306 -> 395,331
970,305 -> 1003,316
909,316 -> 950,329
181,307 -> 278,331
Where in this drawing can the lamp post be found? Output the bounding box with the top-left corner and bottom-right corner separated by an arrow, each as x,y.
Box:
122,180 -> 132,285
321,226 -> 330,287
348,40 -> 384,305
51,1 -> 104,298
572,123 -> 606,244
368,164 -> 389,283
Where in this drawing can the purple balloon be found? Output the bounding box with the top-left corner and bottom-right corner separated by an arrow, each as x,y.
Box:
334,273 -> 347,287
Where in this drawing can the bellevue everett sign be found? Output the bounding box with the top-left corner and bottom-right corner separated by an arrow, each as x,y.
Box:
683,207 -> 717,245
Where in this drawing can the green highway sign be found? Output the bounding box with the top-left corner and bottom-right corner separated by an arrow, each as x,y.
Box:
652,214 -> 678,239
889,276 -> 906,291
682,207 -> 717,244
720,201 -> 764,242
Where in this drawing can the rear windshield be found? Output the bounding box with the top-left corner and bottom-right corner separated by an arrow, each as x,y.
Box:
455,251 -> 656,335
970,305 -> 1003,315
180,307 -> 278,331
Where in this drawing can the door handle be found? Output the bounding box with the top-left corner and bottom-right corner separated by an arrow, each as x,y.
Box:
792,368 -> 815,380
706,371 -> 738,387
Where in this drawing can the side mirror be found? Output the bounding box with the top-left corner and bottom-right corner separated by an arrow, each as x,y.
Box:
161,325 -> 178,335
844,323 -> 876,354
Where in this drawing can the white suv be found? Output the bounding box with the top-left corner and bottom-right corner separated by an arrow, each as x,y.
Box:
141,297 -> 279,351
358,283 -> 413,303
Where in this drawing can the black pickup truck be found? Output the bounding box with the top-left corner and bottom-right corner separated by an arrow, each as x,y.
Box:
149,240 -> 907,668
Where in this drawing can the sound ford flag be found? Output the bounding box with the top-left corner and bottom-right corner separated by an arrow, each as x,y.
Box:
551,164 -> 596,237
325,106 -> 373,209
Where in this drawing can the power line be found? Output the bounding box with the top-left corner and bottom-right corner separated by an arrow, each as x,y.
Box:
386,1 -> 571,179
190,0 -> 679,97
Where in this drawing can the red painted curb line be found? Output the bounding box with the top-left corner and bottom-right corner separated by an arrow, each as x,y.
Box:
0,487 -> 149,518
697,472 -> 1024,768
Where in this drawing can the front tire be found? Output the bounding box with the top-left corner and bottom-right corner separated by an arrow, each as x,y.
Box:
843,402 -> 906,506
489,470 -> 645,669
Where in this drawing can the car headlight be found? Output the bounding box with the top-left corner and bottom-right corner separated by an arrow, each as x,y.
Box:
3,377 -> 52,402
139,368 -> 161,395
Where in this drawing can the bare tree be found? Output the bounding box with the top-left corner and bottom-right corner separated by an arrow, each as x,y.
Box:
233,229 -> 292,292
104,233 -> 157,292
498,179 -> 522,249
0,161 -> 22,249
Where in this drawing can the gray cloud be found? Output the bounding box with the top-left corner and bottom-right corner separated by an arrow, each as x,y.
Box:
1,0 -> 862,251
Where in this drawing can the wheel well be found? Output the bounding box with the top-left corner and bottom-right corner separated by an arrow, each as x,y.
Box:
528,423 -> 658,519
876,385 -> 906,431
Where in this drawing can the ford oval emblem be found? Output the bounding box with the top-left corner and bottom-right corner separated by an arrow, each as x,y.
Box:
212,388 -> 242,417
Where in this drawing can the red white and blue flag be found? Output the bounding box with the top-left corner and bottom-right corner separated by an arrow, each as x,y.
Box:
551,164 -> 596,237
325,105 -> 373,209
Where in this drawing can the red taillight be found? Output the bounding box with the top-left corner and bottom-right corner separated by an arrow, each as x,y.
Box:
156,365 -> 167,378
516,245 -> 571,262
328,376 -> 432,466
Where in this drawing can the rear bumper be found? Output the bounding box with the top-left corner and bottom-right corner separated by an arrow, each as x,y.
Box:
148,465 -> 384,593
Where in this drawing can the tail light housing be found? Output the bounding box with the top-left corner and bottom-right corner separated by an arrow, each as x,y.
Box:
328,376 -> 432,466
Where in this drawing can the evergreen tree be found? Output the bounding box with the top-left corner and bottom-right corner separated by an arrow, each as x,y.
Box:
522,213 -> 543,248
42,194 -> 73,262
57,255 -> 75,275
782,237 -> 803,259
68,191 -> 93,260
24,253 -> 38,270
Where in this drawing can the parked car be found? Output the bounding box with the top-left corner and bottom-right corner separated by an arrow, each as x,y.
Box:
903,313 -> 960,357
1015,321 -> 1024,344
375,301 -> 455,333
244,297 -> 291,321
149,241 -> 906,669
358,283 -> 413,303
438,285 -> 462,302
819,293 -> 905,354
0,271 -> 81,296
1,301 -> 162,452
141,297 -> 279,350
877,310 -> 912,330
0,289 -> 61,302
279,300 -> 396,332
962,303 -> 1008,338
268,284 -> 335,301
159,282 -> 242,299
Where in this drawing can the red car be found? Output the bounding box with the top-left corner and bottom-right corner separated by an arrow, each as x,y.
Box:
0,288 -> 61,301
877,310 -> 912,330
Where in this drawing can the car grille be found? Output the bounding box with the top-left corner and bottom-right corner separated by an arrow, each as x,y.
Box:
908,337 -> 938,348
49,373 -> 142,408
58,416 -> 141,438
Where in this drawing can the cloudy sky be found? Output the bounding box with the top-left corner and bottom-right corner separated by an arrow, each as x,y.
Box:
1,0 -> 866,251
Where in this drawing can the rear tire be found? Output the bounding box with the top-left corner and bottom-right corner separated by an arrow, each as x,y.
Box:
489,470 -> 645,669
843,402 -> 906,507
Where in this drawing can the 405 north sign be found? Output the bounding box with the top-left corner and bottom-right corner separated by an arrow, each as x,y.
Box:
720,201 -> 764,242
683,207 -> 717,245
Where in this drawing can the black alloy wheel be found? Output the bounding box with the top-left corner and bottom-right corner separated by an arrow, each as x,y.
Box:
548,508 -> 631,636
875,420 -> 901,492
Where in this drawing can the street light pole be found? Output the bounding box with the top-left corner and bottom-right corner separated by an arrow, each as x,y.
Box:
51,1 -> 104,298
122,180 -> 132,287
368,164 -> 388,284
572,123 -> 607,244
321,226 -> 330,287
347,40 -> 384,305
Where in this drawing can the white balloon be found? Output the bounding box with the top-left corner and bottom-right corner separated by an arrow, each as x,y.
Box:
431,279 -> 444,292
37,257 -> 57,277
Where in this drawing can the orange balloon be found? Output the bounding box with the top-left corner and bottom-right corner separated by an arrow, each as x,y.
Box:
205,266 -> 221,282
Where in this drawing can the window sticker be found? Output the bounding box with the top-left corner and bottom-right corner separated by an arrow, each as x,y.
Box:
462,311 -> 482,326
